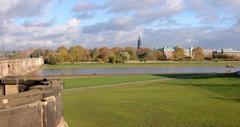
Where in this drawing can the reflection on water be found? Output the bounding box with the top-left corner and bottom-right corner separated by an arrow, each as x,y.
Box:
32,67 -> 240,76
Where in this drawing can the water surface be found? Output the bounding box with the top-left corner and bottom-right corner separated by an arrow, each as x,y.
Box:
32,67 -> 240,76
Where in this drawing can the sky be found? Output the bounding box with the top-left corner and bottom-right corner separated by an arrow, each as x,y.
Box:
0,0 -> 240,50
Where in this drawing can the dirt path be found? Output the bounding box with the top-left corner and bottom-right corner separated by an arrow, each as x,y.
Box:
64,78 -> 171,92
64,74 -> 212,92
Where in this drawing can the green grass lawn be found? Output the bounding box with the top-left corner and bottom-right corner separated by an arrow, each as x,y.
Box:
63,74 -> 240,127
47,61 -> 240,69
62,75 -> 164,89
163,74 -> 240,101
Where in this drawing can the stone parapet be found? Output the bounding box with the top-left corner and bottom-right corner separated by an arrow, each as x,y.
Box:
0,57 -> 44,78
0,78 -> 68,127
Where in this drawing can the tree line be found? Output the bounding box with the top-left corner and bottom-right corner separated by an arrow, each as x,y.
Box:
30,45 -> 238,65
30,46 -> 164,64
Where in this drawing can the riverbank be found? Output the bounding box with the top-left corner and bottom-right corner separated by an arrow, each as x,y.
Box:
45,61 -> 240,69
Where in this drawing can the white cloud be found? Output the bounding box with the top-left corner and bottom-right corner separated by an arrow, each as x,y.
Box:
104,0 -> 185,24
23,19 -> 55,27
0,18 -> 81,50
82,17 -> 135,33
0,0 -> 55,20
67,18 -> 81,27
0,0 -> 240,50
0,0 -> 21,14
72,2 -> 99,12
166,0 -> 184,10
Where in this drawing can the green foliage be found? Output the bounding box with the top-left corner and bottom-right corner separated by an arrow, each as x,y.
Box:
108,51 -> 117,63
137,49 -> 148,62
56,46 -> 70,63
38,45 -> 240,65
44,52 -> 60,65
68,45 -> 90,62
34,49 -> 60,64
120,51 -> 130,64
125,47 -> 137,60
90,48 -> 100,61
110,47 -> 123,63
30,49 -> 42,58
173,46 -> 185,60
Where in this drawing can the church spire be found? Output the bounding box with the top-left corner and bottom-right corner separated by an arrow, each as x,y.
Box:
137,35 -> 142,50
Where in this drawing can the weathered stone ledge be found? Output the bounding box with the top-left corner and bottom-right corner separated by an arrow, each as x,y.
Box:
0,78 -> 68,127
0,57 -> 44,78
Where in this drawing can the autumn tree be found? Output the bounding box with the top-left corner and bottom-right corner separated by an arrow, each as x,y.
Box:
124,47 -> 137,60
98,47 -> 110,63
42,50 -> 60,65
229,55 -> 240,61
137,48 -> 162,61
137,48 -> 148,62
153,50 -> 164,60
173,46 -> 185,60
90,48 -> 99,61
110,47 -> 123,63
56,46 -> 69,63
142,48 -> 155,61
68,45 -> 90,63
120,51 -> 130,64
108,51 -> 117,63
192,47 -> 205,60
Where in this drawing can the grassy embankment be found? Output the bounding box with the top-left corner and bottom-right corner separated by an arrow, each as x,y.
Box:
63,74 -> 240,127
47,61 -> 240,69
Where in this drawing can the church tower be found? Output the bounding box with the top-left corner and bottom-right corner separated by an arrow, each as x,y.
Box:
137,36 -> 142,50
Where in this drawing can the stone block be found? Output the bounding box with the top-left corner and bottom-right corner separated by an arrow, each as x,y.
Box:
5,85 -> 18,95
0,85 -> 4,95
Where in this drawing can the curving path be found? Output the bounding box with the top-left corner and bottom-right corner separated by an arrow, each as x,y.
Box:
63,74 -> 212,92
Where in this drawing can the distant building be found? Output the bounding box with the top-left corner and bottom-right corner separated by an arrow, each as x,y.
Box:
184,47 -> 194,58
213,48 -> 240,57
163,46 -> 174,60
157,46 -> 194,60
153,46 -> 240,60
137,36 -> 142,50
222,49 -> 240,57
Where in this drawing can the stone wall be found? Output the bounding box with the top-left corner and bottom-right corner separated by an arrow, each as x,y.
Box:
0,57 -> 44,78
0,78 -> 68,127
